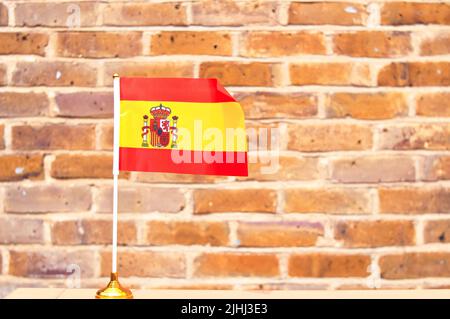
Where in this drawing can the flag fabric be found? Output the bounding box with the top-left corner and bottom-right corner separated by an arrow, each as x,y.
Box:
118,77 -> 248,176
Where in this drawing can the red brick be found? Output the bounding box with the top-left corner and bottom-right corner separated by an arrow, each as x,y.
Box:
56,32 -> 142,58
192,1 -> 279,26
379,187 -> 450,214
423,156 -> 450,181
381,2 -> 450,25
0,125 -> 4,149
333,31 -> 411,58
335,220 -> 415,247
288,123 -> 373,152
326,92 -> 407,120
241,31 -> 326,57
146,221 -> 229,246
289,254 -> 371,277
378,62 -> 450,86
0,218 -> 44,244
51,154 -> 113,179
420,33 -> 450,56
237,221 -> 324,247
12,124 -> 95,150
101,251 -> 185,278
99,124 -> 113,150
0,33 -> 48,56
200,62 -> 277,87
96,186 -> 185,213
194,253 -> 279,277
234,92 -> 317,119
380,253 -> 450,279
12,61 -> 97,87
51,220 -> 136,245
0,154 -> 43,181
379,124 -> 450,150
0,64 -> 6,86
285,188 -> 370,214
103,2 -> 187,26
424,220 -> 450,243
104,62 -> 193,86
0,3 -> 7,26
4,185 -> 91,213
194,189 -> 277,214
416,93 -> 450,117
55,92 -> 112,118
151,31 -> 232,56
290,62 -> 371,86
9,250 -> 96,277
330,156 -> 415,183
0,92 -> 48,117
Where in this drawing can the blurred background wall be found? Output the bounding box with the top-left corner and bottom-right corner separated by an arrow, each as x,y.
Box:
0,0 -> 449,297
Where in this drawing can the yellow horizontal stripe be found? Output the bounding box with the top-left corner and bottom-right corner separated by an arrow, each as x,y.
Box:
120,100 -> 247,152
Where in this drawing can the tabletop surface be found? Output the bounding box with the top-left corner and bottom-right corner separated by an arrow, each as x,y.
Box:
5,288 -> 450,299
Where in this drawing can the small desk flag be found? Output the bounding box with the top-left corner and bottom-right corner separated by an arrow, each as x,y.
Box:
118,77 -> 248,176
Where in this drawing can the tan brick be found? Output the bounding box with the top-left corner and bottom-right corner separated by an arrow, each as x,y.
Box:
51,154 -> 112,179
288,123 -> 373,152
101,251 -> 185,278
379,124 -> 450,150
290,62 -> 371,86
136,172 -> 227,184
0,125 -> 4,149
424,220 -> 450,243
12,124 -> 95,150
56,32 -> 142,58
289,2 -> 367,25
335,220 -> 415,248
416,93 -> 450,117
326,92 -> 407,120
103,2 -> 187,26
194,253 -> 279,277
200,62 -> 277,87
146,221 -> 229,246
0,64 -> 6,86
378,62 -> 450,86
0,33 -> 48,56
381,2 -> 450,25
234,92 -> 317,119
237,221 -> 324,247
194,189 -> 277,214
12,61 -> 97,87
289,254 -> 371,277
0,3 -> 7,26
104,62 -> 193,86
9,250 -> 96,277
420,33 -> 450,56
0,154 -> 43,181
55,91 -> 112,118
379,187 -> 450,214
0,92 -> 48,117
423,156 -> 450,181
380,253 -> 450,279
285,188 -> 370,214
51,220 -> 136,245
96,186 -> 185,213
241,31 -> 326,57
5,185 -> 91,213
333,31 -> 411,58
151,31 -> 232,56
242,156 -> 321,182
192,0 -> 279,26
330,156 -> 415,183
15,2 -> 97,27
0,218 -> 44,244
99,124 -> 113,150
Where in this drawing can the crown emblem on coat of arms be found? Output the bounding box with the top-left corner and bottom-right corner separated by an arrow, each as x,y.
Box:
141,104 -> 178,148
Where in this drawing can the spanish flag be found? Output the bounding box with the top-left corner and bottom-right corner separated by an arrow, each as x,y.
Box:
117,77 -> 248,176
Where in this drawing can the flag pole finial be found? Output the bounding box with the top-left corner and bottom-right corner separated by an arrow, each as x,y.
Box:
113,73 -> 119,78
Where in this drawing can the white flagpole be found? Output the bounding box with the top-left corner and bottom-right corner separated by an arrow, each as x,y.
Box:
112,73 -> 120,273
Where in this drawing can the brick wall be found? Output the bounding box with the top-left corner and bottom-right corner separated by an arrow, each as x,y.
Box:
0,0 -> 450,297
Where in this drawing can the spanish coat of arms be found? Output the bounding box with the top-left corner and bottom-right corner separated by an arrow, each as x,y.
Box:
141,104 -> 178,148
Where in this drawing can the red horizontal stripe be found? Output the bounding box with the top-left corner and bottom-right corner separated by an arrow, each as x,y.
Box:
119,147 -> 248,177
120,77 -> 236,103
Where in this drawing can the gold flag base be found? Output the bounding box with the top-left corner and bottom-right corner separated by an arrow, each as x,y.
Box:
95,272 -> 133,299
